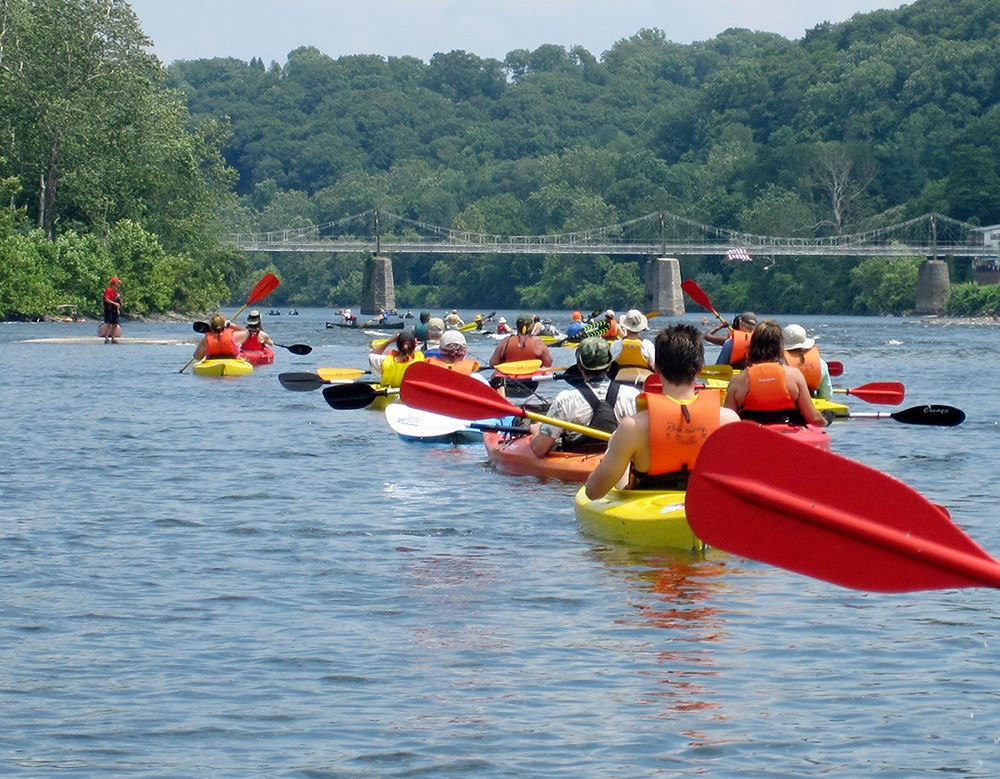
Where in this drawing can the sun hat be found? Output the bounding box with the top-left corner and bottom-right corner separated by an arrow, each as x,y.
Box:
605,309 -> 615,318
577,337 -> 612,371
427,317 -> 445,337
246,310 -> 261,326
498,316 -> 507,324
439,330 -> 467,353
620,309 -> 648,333
783,323 -> 816,351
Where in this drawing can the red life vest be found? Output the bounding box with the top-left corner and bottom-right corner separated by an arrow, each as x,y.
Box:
641,390 -> 722,476
740,362 -> 795,411
783,347 -> 822,392
205,329 -> 240,358
427,356 -> 480,375
243,332 -> 264,351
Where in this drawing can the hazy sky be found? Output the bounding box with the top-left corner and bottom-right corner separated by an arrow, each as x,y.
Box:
127,1 -> 906,66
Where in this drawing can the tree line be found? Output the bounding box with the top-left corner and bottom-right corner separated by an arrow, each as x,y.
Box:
3,0 -> 1000,319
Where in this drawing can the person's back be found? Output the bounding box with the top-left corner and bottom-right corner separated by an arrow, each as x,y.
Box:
585,324 -> 740,499
566,311 -> 585,339
530,338 -> 639,456
489,314 -> 553,367
782,323 -> 832,400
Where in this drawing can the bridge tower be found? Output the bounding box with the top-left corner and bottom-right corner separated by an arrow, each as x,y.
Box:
644,257 -> 685,316
361,255 -> 395,315
915,259 -> 949,315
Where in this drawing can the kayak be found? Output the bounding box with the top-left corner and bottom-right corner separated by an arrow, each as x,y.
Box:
192,357 -> 254,377
758,421 -> 831,450
482,431 -> 603,482
241,347 -> 274,366
574,486 -> 700,551
814,397 -> 850,418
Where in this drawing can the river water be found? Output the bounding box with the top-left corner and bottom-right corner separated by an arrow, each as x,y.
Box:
2,309 -> 998,777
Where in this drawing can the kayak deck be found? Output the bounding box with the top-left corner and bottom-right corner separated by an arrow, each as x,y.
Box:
574,487 -> 701,551
482,431 -> 603,482
192,358 -> 254,377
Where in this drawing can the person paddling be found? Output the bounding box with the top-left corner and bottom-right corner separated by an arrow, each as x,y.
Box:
530,337 -> 640,457
489,313 -> 553,368
585,324 -> 741,498
192,313 -> 249,361
723,320 -> 828,427
426,330 -> 482,376
369,329 -> 426,387
714,311 -> 757,369
241,310 -> 274,354
609,309 -> 655,385
782,323 -> 833,401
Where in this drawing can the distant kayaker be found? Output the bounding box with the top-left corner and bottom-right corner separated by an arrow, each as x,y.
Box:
609,309 -> 655,385
714,311 -> 757,369
584,324 -> 741,499
495,316 -> 511,335
192,313 -> 249,361
602,310 -> 620,340
565,311 -> 585,340
340,308 -> 356,325
369,329 -> 426,388
489,313 -> 553,368
242,310 -> 274,351
530,337 -> 640,457
102,276 -> 122,344
414,311 -> 432,343
782,323 -> 833,401
444,309 -> 465,329
724,320 -> 828,427
426,330 -> 484,377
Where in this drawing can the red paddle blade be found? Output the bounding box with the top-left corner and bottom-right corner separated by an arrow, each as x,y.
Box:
401,362 -> 523,421
687,423 -> 1000,591
827,361 -> 844,377
680,279 -> 714,311
842,381 -> 905,405
247,273 -> 280,304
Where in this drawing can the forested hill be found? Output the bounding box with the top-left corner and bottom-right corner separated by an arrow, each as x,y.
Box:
165,0 -> 1000,314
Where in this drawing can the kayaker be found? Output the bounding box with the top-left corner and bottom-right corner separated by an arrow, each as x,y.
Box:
529,315 -> 543,336
369,329 -> 426,388
426,330 -> 485,378
724,320 -> 829,427
444,309 -> 465,329
782,323 -> 833,401
602,310 -> 620,340
495,316 -> 511,335
704,313 -> 742,347
414,311 -> 432,343
102,276 -> 122,344
339,308 -> 356,325
714,311 -> 757,368
585,324 -> 741,499
530,337 -> 640,456
192,313 -> 249,361
566,311 -> 585,339
241,310 -> 274,351
425,317 -> 445,352
489,313 -> 553,368
609,309 -> 655,385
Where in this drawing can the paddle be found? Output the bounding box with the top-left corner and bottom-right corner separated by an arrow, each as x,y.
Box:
400,362 -> 612,440
837,404 -> 965,426
699,364 -> 734,381
686,422 -> 1000,591
831,381 -> 904,405
273,343 -> 312,355
384,404 -> 530,439
681,280 -> 730,329
828,361 -> 844,377
323,383 -> 398,410
180,273 -> 280,373
491,359 -> 543,376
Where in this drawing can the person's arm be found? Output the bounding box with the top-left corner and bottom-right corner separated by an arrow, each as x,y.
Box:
536,341 -> 553,368
529,427 -> 557,457
723,372 -> 747,412
585,416 -> 640,499
815,360 -> 833,401
489,339 -> 507,367
716,339 -> 733,365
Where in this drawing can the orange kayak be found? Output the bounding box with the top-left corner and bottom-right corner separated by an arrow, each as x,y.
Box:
482,431 -> 604,482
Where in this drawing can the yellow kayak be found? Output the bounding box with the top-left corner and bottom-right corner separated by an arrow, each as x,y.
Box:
574,486 -> 701,551
192,358 -> 254,377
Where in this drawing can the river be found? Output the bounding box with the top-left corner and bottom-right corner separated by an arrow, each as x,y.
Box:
1,309 -> 998,777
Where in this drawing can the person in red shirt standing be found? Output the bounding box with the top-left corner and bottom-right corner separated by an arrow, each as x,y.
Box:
102,276 -> 122,343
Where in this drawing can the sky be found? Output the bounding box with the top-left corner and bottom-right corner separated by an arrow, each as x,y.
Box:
127,0 -> 907,67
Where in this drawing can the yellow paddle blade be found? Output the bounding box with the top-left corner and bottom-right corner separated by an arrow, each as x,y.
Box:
698,364 -> 734,381
493,359 -> 543,375
317,367 -> 368,381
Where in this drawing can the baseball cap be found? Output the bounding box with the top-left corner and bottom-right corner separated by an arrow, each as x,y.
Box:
577,337 -> 612,371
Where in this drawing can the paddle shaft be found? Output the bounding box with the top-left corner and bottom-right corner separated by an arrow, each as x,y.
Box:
681,280 -> 731,329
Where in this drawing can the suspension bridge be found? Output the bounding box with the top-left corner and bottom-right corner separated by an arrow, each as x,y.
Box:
229,209 -> 996,259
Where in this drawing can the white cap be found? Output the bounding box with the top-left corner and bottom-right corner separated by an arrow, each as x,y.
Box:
439,330 -> 467,352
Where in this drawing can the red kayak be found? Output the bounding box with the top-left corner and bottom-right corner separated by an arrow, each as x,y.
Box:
241,347 -> 275,366
482,431 -> 604,482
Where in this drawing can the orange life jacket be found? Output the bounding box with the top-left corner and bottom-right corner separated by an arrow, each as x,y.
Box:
426,356 -> 480,375
205,329 -> 240,358
497,335 -> 542,363
640,390 -> 722,477
739,362 -> 795,411
729,330 -> 752,367
783,347 -> 822,392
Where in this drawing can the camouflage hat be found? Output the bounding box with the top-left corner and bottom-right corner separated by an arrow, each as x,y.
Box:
577,337 -> 612,371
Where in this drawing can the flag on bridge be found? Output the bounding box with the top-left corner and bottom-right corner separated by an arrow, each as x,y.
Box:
725,247 -> 753,262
